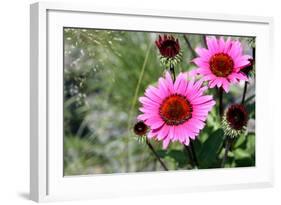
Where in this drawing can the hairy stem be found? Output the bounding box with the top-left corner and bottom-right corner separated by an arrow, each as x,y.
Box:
221,135 -> 232,167
184,144 -> 199,169
146,139 -> 168,171
218,87 -> 224,118
184,145 -> 195,168
241,81 -> 248,105
190,141 -> 199,168
170,64 -> 176,82
202,35 -> 207,48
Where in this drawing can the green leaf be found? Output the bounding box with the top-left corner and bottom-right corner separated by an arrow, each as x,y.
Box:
233,148 -> 251,159
246,134 -> 255,155
244,94 -> 255,104
232,134 -> 255,167
156,150 -> 167,158
198,129 -> 224,168
246,102 -> 255,119
233,134 -> 246,149
167,150 -> 188,168
219,148 -> 234,158
156,149 -> 188,168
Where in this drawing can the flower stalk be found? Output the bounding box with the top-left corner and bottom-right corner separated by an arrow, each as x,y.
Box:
145,138 -> 168,171
221,135 -> 231,167
219,87 -> 224,118
190,141 -> 199,167
170,64 -> 176,82
241,82 -> 248,105
184,145 -> 196,168
184,143 -> 199,169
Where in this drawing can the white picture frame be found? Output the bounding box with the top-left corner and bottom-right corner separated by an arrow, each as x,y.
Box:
30,2 -> 274,202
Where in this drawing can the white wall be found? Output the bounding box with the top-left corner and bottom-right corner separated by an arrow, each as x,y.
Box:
0,0 -> 280,204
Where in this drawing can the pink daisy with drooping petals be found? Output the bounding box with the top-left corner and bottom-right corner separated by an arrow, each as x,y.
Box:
138,72 -> 215,149
192,36 -> 252,92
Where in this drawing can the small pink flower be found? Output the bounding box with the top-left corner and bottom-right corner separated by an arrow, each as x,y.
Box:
192,36 -> 251,92
138,72 -> 215,149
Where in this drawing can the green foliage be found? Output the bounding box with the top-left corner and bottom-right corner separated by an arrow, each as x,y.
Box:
198,129 -> 224,168
157,149 -> 188,168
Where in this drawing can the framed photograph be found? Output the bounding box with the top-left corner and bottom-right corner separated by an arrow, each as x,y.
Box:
30,2 -> 274,202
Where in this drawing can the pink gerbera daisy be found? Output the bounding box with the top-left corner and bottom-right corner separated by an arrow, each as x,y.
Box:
138,72 -> 215,149
193,36 -> 251,92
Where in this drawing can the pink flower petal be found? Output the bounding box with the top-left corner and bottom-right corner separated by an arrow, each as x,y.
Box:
168,126 -> 176,141
223,37 -> 232,53
147,130 -> 155,139
206,36 -> 219,54
165,71 -> 174,92
184,137 -> 190,146
218,37 -> 225,52
158,77 -> 170,96
146,118 -> 164,129
188,118 -> 206,130
195,47 -> 212,60
197,68 -> 212,75
139,107 -> 159,115
174,72 -> 185,91
191,95 -> 213,105
193,57 -> 210,69
189,133 -> 196,140
222,79 -> 230,92
231,72 -> 248,81
229,40 -> 242,59
162,137 -> 170,149
234,58 -> 250,70
145,86 -> 162,103
157,124 -> 170,140
227,73 -> 239,84
139,96 -> 159,107
178,77 -> 188,95
209,80 -> 217,88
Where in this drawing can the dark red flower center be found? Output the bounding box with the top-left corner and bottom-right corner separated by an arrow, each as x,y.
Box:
159,94 -> 192,125
226,104 -> 248,130
209,53 -> 234,77
134,121 -> 148,136
155,35 -> 180,58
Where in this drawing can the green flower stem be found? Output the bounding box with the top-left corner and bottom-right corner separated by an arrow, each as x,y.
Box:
219,86 -> 227,166
184,144 -> 198,169
170,64 -> 176,81
241,81 -> 248,105
146,138 -> 168,171
221,135 -> 232,167
190,141 -> 199,168
219,87 -> 224,118
202,35 -> 207,48
183,34 -> 197,58
184,145 -> 195,168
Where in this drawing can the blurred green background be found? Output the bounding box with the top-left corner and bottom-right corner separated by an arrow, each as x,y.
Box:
63,28 -> 255,175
